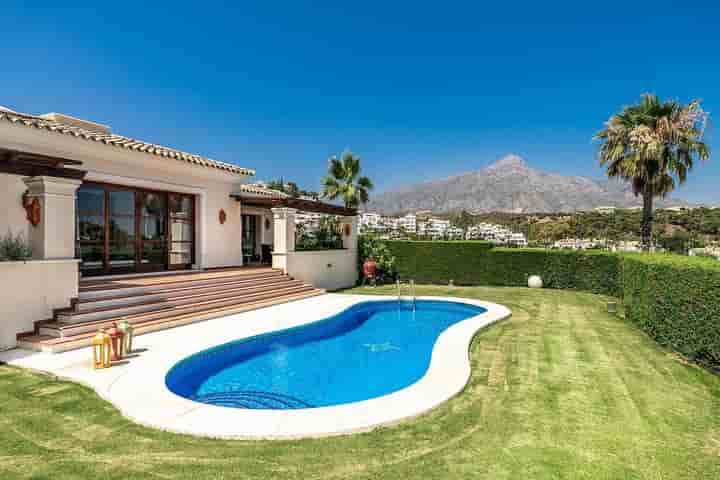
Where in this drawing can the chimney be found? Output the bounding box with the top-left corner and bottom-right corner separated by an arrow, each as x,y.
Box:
39,112 -> 110,134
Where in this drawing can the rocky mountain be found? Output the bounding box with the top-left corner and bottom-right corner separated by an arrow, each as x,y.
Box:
365,155 -> 690,214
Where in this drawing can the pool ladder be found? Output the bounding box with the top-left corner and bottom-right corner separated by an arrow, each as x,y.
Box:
396,279 -> 416,310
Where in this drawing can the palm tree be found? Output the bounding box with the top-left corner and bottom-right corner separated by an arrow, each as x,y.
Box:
321,150 -> 374,209
594,94 -> 709,250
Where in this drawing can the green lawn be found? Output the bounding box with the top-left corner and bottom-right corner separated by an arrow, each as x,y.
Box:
1,286 -> 719,479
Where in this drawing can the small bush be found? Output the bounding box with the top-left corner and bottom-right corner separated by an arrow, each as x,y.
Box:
0,230 -> 33,261
359,234 -> 396,279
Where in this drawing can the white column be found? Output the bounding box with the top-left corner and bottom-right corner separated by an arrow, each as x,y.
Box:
341,215 -> 359,251
271,208 -> 296,272
22,176 -> 82,260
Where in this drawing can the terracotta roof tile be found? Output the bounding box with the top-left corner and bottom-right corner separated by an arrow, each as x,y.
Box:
236,183 -> 288,198
0,110 -> 254,176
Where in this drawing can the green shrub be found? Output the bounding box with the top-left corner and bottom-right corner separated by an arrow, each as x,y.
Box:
359,234 -> 396,278
385,241 -> 719,370
622,254 -> 720,370
0,230 -> 33,261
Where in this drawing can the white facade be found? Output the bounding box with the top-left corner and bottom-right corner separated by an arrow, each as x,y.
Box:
0,108 -> 359,349
466,222 -> 527,246
553,238 -> 602,250
398,214 -> 417,233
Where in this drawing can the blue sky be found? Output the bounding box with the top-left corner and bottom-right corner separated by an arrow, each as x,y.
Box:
2,1 -> 719,202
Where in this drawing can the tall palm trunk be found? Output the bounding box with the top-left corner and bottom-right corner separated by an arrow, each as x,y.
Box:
640,184 -> 654,251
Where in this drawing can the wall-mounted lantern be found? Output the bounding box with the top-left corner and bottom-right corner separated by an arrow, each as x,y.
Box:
22,190 -> 41,227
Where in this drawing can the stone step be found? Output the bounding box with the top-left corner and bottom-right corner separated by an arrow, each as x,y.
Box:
51,281 -> 311,328
75,276 -> 300,312
79,269 -> 284,300
20,289 -> 325,353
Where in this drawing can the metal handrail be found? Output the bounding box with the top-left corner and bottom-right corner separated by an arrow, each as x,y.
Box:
410,279 -> 416,310
396,279 -> 417,310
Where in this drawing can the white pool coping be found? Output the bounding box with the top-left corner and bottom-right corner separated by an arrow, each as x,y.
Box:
0,293 -> 510,439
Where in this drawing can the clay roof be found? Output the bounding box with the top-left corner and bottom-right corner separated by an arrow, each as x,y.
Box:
0,110 -> 254,176
235,183 -> 289,198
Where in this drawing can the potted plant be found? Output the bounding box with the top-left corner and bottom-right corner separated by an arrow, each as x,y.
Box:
362,256 -> 378,286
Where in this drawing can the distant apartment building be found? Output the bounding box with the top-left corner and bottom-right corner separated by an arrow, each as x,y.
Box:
594,206 -> 617,214
553,238 -> 608,250
360,212 -> 525,244
422,218 -> 451,238
610,240 -> 642,253
507,232 -> 528,247
466,222 -> 527,246
295,211 -> 323,232
398,214 -> 417,233
360,212 -> 383,230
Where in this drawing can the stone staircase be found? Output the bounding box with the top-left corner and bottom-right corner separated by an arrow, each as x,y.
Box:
17,267 -> 324,353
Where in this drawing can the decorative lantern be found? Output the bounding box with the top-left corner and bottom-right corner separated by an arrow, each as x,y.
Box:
527,275 -> 543,288
117,319 -> 134,354
108,323 -> 125,361
91,329 -> 111,369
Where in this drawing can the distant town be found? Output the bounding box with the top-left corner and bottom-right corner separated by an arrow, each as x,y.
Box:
349,206 -> 720,258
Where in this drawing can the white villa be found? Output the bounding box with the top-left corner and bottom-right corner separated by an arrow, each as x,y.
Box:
0,107 -> 359,352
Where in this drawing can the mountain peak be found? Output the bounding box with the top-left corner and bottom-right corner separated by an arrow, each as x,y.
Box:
366,154 -> 690,214
488,154 -> 529,170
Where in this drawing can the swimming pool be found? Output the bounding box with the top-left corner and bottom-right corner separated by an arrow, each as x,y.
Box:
166,299 -> 486,410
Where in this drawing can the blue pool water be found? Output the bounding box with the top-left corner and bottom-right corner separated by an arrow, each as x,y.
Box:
165,299 -> 485,410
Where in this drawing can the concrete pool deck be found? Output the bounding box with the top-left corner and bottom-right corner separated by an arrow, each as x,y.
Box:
0,293 -> 511,439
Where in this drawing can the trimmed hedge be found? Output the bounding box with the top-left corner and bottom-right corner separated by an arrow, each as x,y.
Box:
621,254 -> 720,370
384,240 -> 720,370
386,241 -> 621,296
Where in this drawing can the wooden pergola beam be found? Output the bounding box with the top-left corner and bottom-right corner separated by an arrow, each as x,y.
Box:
230,194 -> 357,216
0,148 -> 86,180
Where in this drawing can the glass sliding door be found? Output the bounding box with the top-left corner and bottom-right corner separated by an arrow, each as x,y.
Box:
107,188 -> 137,273
139,192 -> 167,272
241,214 -> 257,264
169,194 -> 195,269
76,183 -> 195,276
77,185 -> 106,274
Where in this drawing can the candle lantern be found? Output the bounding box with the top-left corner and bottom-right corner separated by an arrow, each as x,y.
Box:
91,329 -> 111,369
117,319 -> 134,354
108,323 -> 125,361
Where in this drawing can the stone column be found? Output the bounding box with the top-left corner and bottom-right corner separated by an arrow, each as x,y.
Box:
341,215 -> 359,251
22,176 -> 82,260
271,207 -> 296,272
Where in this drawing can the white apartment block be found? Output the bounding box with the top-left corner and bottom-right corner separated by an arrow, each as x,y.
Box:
398,214 -> 417,233
553,238 -> 602,250
295,211 -> 323,232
